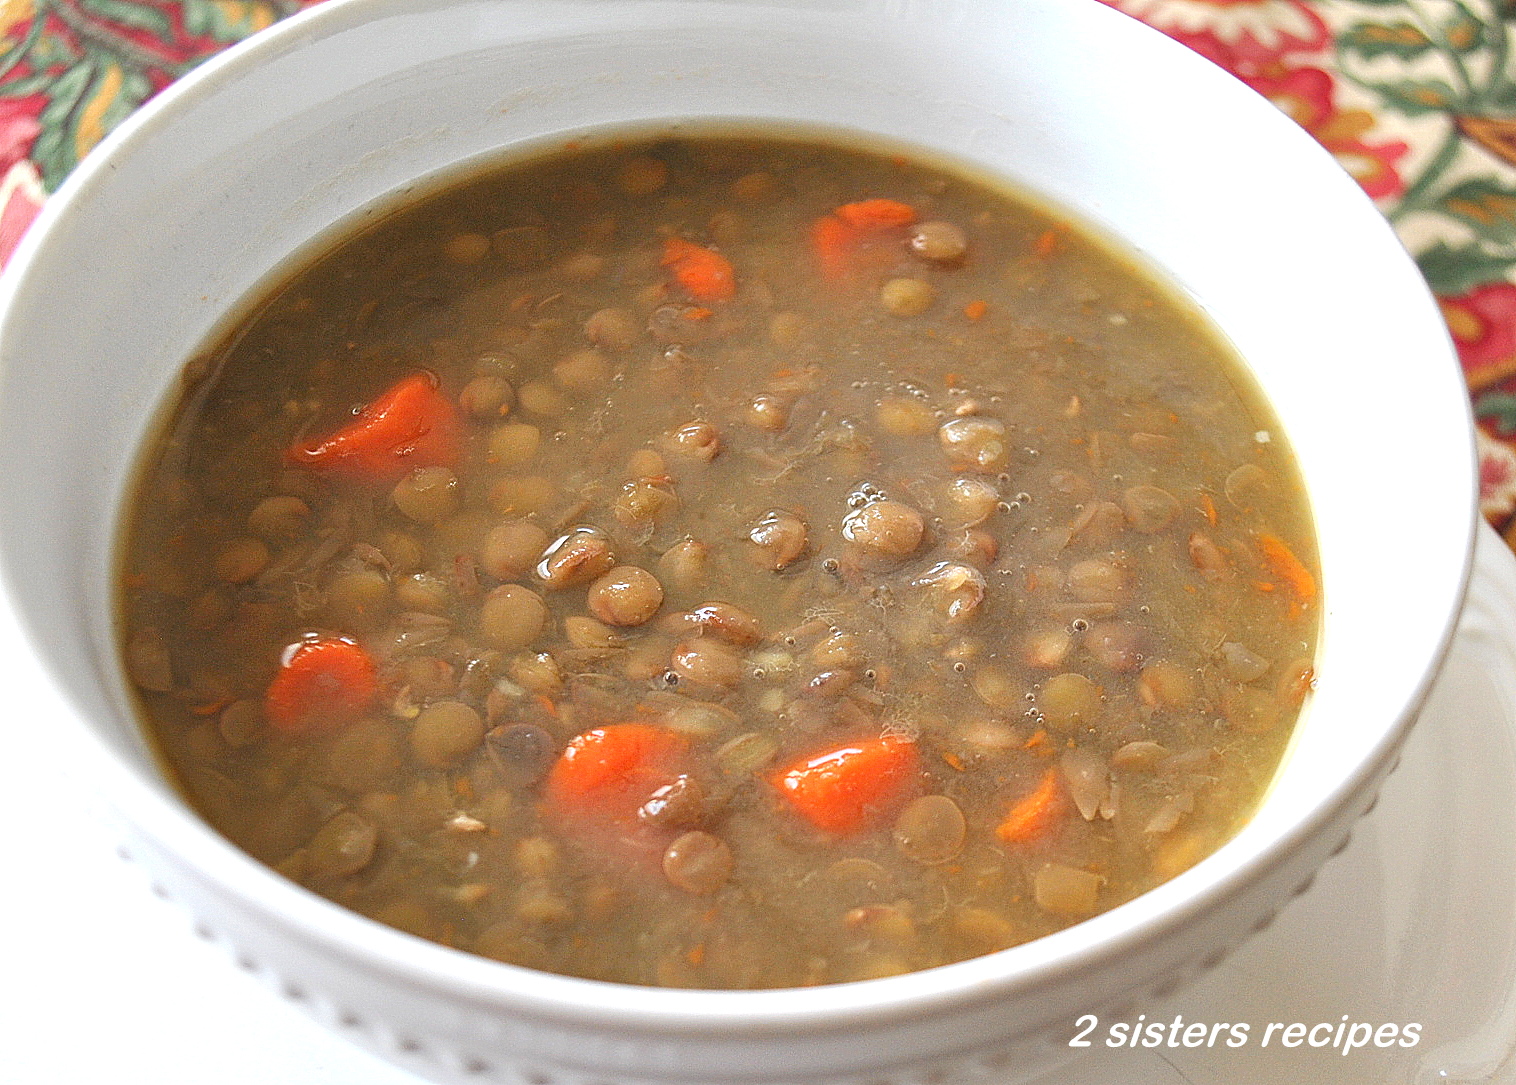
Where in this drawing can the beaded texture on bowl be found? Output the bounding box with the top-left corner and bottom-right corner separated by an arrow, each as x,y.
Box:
107,801 -> 1380,1085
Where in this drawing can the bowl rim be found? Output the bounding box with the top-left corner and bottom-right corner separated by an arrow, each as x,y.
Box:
0,0 -> 1478,1040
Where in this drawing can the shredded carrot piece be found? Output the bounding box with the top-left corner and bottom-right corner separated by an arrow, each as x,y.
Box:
545,724 -> 686,821
809,199 -> 918,280
834,198 -> 917,229
264,637 -> 378,736
1199,492 -> 1218,526
1023,728 -> 1049,751
686,943 -> 707,966
1034,228 -> 1059,257
189,696 -> 234,717
1256,533 -> 1317,606
942,751 -> 967,773
285,372 -> 461,483
1281,664 -> 1316,707
995,768 -> 1067,845
1254,580 -> 1277,593
661,237 -> 736,301
771,735 -> 919,834
536,693 -> 560,717
963,299 -> 989,321
809,213 -> 857,280
681,306 -> 713,321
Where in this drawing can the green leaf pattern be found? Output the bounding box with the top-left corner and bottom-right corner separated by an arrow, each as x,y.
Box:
29,58 -> 93,192
1339,21 -> 1436,59
1364,76 -> 1461,113
1438,178 -> 1516,242
182,0 -> 281,43
1475,392 -> 1516,434
78,0 -> 175,39
1417,239 -> 1516,293
0,1 -> 306,189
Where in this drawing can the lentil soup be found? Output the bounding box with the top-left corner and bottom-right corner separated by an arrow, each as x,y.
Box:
118,130 -> 1318,988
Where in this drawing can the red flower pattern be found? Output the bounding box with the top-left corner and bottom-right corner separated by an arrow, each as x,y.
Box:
1109,0 -> 1329,73
0,93 -> 44,263
1444,282 -> 1516,391
1108,0 -> 1408,201
0,158 -> 42,262
1479,428 -> 1516,523
1243,67 -> 1409,201
0,94 -> 41,171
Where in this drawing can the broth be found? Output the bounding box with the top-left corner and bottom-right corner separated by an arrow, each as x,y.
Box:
118,130 -> 1318,988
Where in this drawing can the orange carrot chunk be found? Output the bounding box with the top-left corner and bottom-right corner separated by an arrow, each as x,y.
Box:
545,723 -> 688,823
1255,533 -> 1317,606
265,636 -> 379,736
995,767 -> 1067,845
834,198 -> 918,230
809,199 -> 919,281
771,734 -> 919,834
286,371 -> 461,483
661,237 -> 737,301
808,213 -> 858,281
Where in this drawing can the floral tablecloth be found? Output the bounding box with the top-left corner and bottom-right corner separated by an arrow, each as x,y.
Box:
1,0 -> 1513,538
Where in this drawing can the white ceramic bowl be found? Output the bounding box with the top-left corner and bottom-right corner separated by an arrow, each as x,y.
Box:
0,1 -> 1476,1083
